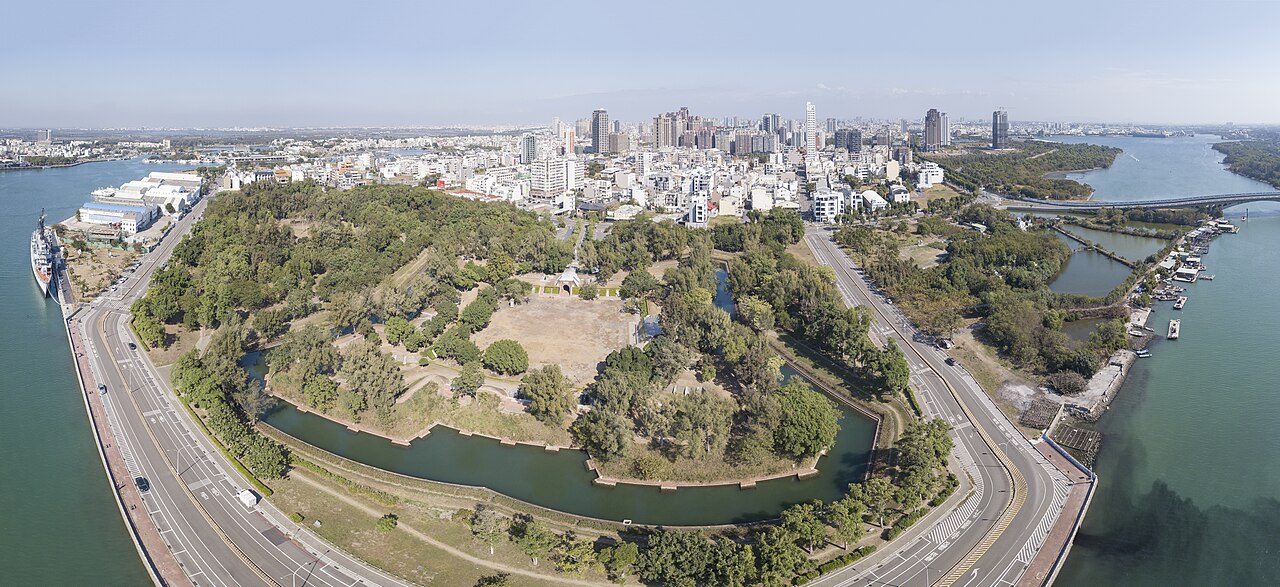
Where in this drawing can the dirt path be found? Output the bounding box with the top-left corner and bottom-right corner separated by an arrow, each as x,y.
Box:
291,471 -> 605,586
1027,148 -> 1058,160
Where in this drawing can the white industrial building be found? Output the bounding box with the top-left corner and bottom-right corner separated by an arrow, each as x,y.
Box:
918,162 -> 945,188
861,189 -> 887,212
77,201 -> 160,235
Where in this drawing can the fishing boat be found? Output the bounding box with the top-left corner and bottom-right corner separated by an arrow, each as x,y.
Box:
1167,319 -> 1181,340
1173,296 -> 1187,310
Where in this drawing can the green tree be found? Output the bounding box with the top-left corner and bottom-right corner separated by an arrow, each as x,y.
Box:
510,515 -> 557,566
879,341 -> 911,396
554,534 -> 598,576
483,339 -> 529,375
773,382 -> 842,459
518,365 -> 574,426
754,526 -> 809,585
636,529 -> 711,585
854,477 -> 895,527
452,362 -> 484,397
825,495 -> 867,549
620,270 -> 659,300
301,374 -> 339,412
668,389 -> 735,459
473,573 -> 511,587
736,295 -> 775,332
375,513 -> 398,532
486,253 -> 515,282
706,538 -> 756,587
599,542 -> 639,580
579,281 -> 598,300
781,500 -> 826,553
570,408 -> 629,461
383,316 -> 413,346
469,505 -> 507,555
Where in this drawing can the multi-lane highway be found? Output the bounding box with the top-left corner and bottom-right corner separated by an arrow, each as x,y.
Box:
803,230 -> 1082,587
72,192 -> 407,587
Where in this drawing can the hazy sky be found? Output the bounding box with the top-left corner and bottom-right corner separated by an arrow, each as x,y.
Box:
4,0 -> 1279,127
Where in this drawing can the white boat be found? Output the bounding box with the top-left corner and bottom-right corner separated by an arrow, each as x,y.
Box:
30,209 -> 56,297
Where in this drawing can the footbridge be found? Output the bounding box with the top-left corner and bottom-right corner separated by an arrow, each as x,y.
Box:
1003,191 -> 1280,212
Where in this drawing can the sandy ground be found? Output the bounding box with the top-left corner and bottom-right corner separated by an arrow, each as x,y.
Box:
471,296 -> 636,384
918,183 -> 965,209
898,237 -> 948,269
62,246 -> 138,301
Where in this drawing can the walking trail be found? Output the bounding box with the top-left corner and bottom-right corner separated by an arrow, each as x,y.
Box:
290,471 -> 605,586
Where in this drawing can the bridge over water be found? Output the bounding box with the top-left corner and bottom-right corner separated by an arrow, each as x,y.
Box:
1003,191 -> 1280,212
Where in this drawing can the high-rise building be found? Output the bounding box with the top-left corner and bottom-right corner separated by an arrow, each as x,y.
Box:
521,134 -> 538,164
761,113 -> 780,135
834,129 -> 862,153
992,109 -> 1009,149
825,118 -> 837,135
804,102 -> 818,161
36,129 -> 52,144
940,112 -> 951,147
924,109 -> 944,151
530,159 -> 568,200
591,109 -> 610,154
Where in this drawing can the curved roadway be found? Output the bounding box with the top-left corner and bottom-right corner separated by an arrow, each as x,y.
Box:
804,231 -> 1074,587
76,193 -> 408,587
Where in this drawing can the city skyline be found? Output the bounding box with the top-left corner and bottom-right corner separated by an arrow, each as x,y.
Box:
4,0 -> 1280,127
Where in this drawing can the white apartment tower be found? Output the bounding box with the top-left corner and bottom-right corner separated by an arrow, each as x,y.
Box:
530,159 -> 567,200
804,102 -> 818,162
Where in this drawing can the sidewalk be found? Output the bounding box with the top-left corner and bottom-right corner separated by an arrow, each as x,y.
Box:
66,314 -> 191,587
1016,441 -> 1096,587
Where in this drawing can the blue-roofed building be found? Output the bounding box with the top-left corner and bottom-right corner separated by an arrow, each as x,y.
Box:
77,200 -> 160,235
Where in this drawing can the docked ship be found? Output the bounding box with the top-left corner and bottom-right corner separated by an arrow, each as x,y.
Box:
30,209 -> 57,298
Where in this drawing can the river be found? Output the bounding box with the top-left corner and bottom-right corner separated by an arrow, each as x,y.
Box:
0,158 -> 190,585
1048,135 -> 1280,584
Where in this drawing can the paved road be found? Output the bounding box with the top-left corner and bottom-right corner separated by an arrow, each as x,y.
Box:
76,193 -> 409,587
803,231 -> 1074,587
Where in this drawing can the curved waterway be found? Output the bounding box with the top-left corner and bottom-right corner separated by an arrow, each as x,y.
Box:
262,270 -> 877,526
1048,135 -> 1280,584
0,158 -> 191,585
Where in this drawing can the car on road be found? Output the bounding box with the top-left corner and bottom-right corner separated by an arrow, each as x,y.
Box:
127,342 -> 137,350
945,357 -> 957,366
97,383 -> 107,394
134,477 -> 150,493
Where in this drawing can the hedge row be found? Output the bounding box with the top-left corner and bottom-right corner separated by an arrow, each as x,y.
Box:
884,508 -> 928,540
929,473 -> 960,507
794,546 -> 878,584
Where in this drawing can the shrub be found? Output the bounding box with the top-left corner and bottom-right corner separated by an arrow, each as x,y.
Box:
376,513 -> 398,532
1046,371 -> 1088,395
289,512 -> 305,523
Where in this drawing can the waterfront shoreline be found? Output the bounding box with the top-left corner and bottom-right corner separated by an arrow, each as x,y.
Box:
59,299 -> 185,587
262,388 -> 837,491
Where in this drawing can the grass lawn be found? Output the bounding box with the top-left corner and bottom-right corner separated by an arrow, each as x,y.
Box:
268,475 -> 579,587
